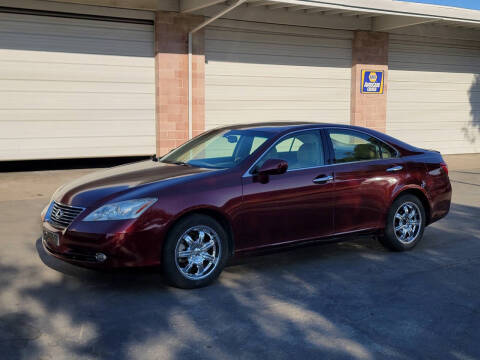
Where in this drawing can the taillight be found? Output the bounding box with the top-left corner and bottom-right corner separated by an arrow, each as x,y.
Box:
440,161 -> 448,176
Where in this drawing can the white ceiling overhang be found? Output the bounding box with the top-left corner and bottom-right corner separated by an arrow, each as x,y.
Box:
180,0 -> 480,31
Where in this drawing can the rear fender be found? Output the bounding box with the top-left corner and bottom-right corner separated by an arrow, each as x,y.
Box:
390,184 -> 433,225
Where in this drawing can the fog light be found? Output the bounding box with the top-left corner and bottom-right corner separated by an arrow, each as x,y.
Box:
95,253 -> 107,262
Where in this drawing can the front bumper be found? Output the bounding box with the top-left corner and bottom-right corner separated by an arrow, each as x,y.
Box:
41,221 -> 165,268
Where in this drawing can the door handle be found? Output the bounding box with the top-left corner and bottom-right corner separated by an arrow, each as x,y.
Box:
313,175 -> 333,184
386,165 -> 403,172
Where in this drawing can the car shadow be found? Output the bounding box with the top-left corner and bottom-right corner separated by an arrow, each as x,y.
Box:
36,234 -> 385,284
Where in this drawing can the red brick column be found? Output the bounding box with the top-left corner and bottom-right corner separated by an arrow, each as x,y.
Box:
154,12 -> 205,156
350,31 -> 389,133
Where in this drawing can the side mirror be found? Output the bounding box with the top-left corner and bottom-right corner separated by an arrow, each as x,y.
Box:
257,159 -> 288,176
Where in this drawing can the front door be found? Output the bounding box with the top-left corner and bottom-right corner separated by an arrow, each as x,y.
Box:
238,130 -> 334,251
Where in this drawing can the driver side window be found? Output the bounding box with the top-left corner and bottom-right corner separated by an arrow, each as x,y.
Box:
255,130 -> 324,172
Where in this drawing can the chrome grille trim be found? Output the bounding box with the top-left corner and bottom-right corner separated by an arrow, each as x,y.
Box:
48,201 -> 85,229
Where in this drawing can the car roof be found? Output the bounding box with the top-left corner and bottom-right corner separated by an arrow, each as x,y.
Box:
218,122 -> 334,133
217,122 -> 420,154
216,122 -> 378,134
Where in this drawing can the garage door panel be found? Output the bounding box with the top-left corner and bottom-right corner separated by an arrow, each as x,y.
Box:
386,134 -> 479,155
0,19 -> 153,43
205,27 -> 352,129
0,12 -> 155,161
0,92 -> 153,109
206,28 -> 352,48
206,39 -> 352,60
0,109 -> 153,122
207,101 -> 349,111
390,54 -> 480,69
390,49 -> 480,66
0,12 -> 151,31
387,36 -> 480,155
389,41 -> 480,57
388,91 -> 473,103
9,147 -> 156,161
1,135 -> 154,150
0,49 -> 154,67
3,120 -> 155,138
0,33 -> 153,58
387,113 -> 473,124
0,80 -> 153,94
390,62 -> 480,74
390,127 -> 473,140
206,61 -> 351,78
3,141 -> 156,161
206,86 -> 349,101
388,70 -> 475,83
0,61 -> 153,83
207,52 -> 351,69
207,108 -> 349,117
206,75 -> 350,88
389,102 -> 479,111
389,81 -> 474,92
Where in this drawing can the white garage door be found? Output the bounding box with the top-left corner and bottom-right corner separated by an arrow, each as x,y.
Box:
0,12 -> 155,161
387,34 -> 480,154
204,25 -> 352,129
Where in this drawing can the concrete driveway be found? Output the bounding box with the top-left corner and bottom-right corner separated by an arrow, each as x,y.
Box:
1,154 -> 479,360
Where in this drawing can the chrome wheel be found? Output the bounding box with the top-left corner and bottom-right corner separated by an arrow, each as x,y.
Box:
174,225 -> 221,280
393,202 -> 422,244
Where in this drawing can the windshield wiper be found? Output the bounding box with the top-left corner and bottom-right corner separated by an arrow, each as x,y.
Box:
161,160 -> 190,166
174,161 -> 191,166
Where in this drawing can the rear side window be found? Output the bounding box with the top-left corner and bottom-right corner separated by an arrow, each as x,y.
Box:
378,142 -> 397,159
328,130 -> 396,163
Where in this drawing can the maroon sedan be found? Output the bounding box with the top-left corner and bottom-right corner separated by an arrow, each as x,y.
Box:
41,123 -> 451,288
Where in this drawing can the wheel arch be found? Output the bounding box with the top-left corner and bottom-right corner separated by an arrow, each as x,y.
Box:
391,187 -> 432,225
164,207 -> 235,257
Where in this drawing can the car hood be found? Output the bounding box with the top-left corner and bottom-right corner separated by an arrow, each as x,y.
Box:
53,160 -> 215,208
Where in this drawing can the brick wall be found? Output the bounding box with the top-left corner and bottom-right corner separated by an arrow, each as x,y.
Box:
350,31 -> 389,133
154,12 -> 205,156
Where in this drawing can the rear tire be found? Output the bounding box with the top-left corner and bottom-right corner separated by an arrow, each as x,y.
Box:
379,194 -> 426,252
162,214 -> 229,289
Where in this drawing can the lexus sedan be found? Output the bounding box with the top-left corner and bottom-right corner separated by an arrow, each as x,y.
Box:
41,123 -> 451,288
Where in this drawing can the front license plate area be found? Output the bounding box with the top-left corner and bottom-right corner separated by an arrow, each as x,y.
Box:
43,230 -> 60,247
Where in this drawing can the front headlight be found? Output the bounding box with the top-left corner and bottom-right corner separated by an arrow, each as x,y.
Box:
83,198 -> 157,221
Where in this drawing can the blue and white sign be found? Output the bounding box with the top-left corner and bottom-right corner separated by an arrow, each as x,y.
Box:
361,70 -> 384,94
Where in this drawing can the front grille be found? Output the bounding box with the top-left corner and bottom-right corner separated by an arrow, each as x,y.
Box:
48,201 -> 85,229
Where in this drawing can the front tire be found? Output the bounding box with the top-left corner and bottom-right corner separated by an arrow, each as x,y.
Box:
379,194 -> 426,251
162,214 -> 229,289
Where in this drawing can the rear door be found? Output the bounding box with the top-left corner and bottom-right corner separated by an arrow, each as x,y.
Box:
326,128 -> 405,234
238,129 -> 334,250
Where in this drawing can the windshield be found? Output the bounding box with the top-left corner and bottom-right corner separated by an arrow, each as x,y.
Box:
160,129 -> 273,169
